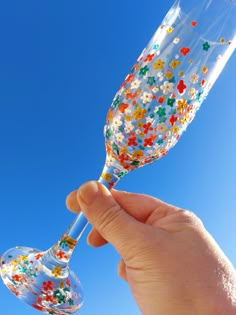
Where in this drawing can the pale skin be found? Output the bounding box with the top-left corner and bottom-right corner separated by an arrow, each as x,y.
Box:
66,181 -> 236,315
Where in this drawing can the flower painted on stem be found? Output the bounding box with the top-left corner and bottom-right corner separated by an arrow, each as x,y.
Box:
160,81 -> 174,95
56,251 -> 67,260
153,59 -> 165,71
220,37 -> 225,44
130,79 -> 141,89
180,47 -> 190,56
191,21 -> 197,27
140,92 -> 153,104
169,115 -> 178,126
144,54 -> 155,62
133,107 -> 147,120
132,150 -> 144,160
202,42 -> 210,51
177,80 -> 187,94
139,65 -> 149,76
119,103 -> 128,113
169,59 -> 181,70
52,267 -> 62,278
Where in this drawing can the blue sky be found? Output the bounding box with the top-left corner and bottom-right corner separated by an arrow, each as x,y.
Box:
0,1 -> 235,314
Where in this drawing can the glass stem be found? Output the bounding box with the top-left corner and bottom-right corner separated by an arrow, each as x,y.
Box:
46,162 -> 127,267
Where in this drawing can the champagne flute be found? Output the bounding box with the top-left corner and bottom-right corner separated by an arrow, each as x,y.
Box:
1,0 -> 236,314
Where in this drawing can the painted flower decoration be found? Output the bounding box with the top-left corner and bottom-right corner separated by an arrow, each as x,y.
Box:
202,42 -> 210,51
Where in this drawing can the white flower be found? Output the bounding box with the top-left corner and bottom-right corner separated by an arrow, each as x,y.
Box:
140,92 -> 153,104
152,86 -> 160,93
112,117 -> 122,129
124,121 -> 134,133
175,54 -> 179,59
160,81 -> 174,95
190,74 -> 199,84
131,79 -> 141,89
116,132 -> 125,142
188,87 -> 198,99
173,37 -> 180,44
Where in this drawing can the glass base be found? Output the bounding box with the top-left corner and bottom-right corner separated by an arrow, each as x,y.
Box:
0,246 -> 84,314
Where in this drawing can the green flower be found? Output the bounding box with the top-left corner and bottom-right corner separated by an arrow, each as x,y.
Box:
202,42 -> 210,51
147,76 -> 156,86
168,76 -> 176,83
112,143 -> 119,155
167,98 -> 176,107
158,139 -> 164,145
112,97 -> 121,108
139,65 -> 149,76
105,128 -> 112,140
159,116 -> 167,123
156,107 -> 166,117
131,161 -> 140,166
153,44 -> 160,50
68,298 -> 74,306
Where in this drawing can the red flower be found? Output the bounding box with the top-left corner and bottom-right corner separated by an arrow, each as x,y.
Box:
144,54 -> 155,62
119,103 -> 129,113
191,21 -> 197,27
144,134 -> 157,147
125,92 -> 135,100
128,136 -> 138,146
56,251 -> 66,259
180,47 -> 190,56
119,154 -> 129,164
177,80 -> 187,94
12,274 -> 22,282
66,278 -> 71,287
35,253 -> 43,260
143,122 -> 153,134
32,304 -> 44,311
125,74 -> 134,83
158,96 -> 165,104
43,280 -> 55,291
169,115 -> 178,126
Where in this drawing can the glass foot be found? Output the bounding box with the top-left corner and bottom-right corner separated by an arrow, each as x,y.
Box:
0,246 -> 84,314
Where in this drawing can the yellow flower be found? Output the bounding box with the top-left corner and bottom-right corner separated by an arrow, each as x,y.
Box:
220,37 -> 225,44
202,65 -> 208,74
153,59 -> 165,71
133,107 -> 147,120
169,59 -> 181,70
171,126 -> 179,134
132,150 -> 144,160
167,26 -> 174,33
165,70 -> 174,80
125,115 -> 131,121
180,114 -> 190,124
52,266 -> 62,278
59,281 -> 64,288
177,99 -> 188,114
120,146 -> 128,154
63,236 -> 77,249
101,173 -> 113,182
178,71 -> 184,77
18,255 -> 28,261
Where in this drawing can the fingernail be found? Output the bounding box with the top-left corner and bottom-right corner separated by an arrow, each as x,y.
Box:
78,181 -> 99,206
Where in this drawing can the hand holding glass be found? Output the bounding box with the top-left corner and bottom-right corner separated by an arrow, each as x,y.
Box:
1,0 -> 236,314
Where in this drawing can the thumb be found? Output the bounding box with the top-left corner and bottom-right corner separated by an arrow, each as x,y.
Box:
77,181 -> 144,259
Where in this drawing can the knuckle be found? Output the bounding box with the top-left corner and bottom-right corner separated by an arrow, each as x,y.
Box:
178,209 -> 203,227
96,203 -> 123,235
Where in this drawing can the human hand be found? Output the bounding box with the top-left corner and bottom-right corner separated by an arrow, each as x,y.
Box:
66,181 -> 236,315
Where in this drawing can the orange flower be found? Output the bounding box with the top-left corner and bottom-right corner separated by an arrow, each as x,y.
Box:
133,107 -> 147,120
